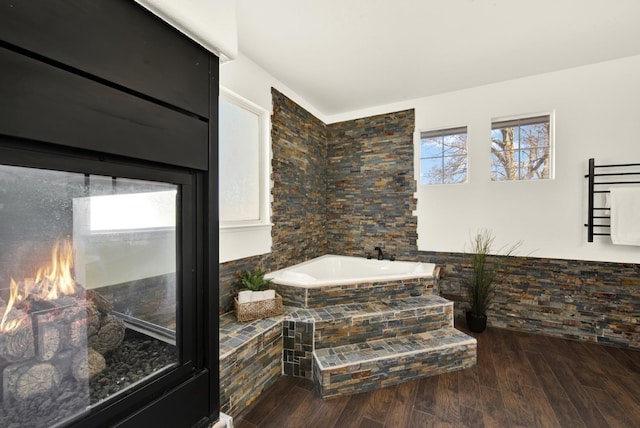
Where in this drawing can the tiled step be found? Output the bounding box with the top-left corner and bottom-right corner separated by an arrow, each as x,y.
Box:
312,295 -> 453,350
219,313 -> 284,417
312,328 -> 477,398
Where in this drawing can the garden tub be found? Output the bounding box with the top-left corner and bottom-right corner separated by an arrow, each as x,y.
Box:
265,255 -> 438,308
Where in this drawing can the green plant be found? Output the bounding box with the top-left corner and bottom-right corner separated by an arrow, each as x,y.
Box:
465,229 -> 519,316
237,269 -> 272,291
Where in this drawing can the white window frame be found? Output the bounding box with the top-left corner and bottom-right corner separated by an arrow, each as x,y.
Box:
417,126 -> 468,186
490,112 -> 554,181
219,87 -> 272,262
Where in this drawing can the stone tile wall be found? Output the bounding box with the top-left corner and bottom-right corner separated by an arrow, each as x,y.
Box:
282,320 -> 314,379
270,89 -> 328,268
326,110 -> 417,259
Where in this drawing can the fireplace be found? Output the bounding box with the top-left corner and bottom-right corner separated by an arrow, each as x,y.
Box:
0,1 -> 218,427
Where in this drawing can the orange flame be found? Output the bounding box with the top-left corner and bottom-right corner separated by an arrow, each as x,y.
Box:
1,239 -> 78,333
0,278 -> 22,332
33,239 -> 77,300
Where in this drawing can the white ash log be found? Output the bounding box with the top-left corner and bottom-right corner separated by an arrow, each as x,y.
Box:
3,361 -> 61,401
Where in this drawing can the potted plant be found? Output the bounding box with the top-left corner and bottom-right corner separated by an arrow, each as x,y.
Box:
234,269 -> 281,322
464,229 -> 519,333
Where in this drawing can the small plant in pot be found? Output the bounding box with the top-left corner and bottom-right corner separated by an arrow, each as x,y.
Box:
464,229 -> 519,333
234,269 -> 281,322
237,268 -> 272,292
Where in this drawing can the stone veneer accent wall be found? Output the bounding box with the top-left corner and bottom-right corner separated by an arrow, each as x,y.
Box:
270,89 -> 328,267
219,89 -> 639,352
326,110 -> 417,258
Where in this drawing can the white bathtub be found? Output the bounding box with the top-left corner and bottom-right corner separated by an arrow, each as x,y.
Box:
265,254 -> 437,288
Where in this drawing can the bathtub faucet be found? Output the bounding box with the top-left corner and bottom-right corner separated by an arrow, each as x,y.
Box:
374,246 -> 384,260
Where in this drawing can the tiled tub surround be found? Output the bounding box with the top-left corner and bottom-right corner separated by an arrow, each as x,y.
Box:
280,295 -> 456,380
266,255 -> 439,308
219,314 -> 283,418
272,277 -> 437,308
220,294 -> 476,410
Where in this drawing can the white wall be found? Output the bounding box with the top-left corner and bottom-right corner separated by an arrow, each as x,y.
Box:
327,55 -> 640,264
135,0 -> 238,61
219,53 -> 325,262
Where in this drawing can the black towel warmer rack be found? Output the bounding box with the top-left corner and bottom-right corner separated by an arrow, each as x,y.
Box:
585,158 -> 640,242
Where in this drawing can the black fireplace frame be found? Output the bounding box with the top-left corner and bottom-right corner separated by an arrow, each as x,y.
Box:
0,1 -> 219,427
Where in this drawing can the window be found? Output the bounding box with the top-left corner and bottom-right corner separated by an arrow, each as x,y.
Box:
218,87 -> 272,262
491,115 -> 551,181
419,127 -> 468,185
219,88 -> 269,226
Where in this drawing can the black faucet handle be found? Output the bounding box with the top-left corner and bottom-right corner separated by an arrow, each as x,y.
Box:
374,246 -> 384,260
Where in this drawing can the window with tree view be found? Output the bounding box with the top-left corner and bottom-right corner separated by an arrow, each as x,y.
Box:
419,127 -> 468,185
491,115 -> 551,181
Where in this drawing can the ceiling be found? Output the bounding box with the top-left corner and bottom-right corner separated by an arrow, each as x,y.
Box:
236,0 -> 640,117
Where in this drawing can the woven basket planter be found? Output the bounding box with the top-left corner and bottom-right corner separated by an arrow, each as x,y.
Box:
234,293 -> 283,322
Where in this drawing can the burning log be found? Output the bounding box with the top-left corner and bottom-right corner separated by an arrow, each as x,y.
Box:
0,239 -> 132,405
3,361 -> 62,401
89,315 -> 125,355
0,313 -> 36,363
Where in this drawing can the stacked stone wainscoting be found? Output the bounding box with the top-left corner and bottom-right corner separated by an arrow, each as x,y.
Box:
411,251 -> 640,350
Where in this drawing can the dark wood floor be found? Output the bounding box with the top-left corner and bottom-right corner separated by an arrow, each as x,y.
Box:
234,323 -> 640,428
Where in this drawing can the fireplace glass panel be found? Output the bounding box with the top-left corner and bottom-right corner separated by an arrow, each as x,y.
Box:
0,164 -> 179,427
